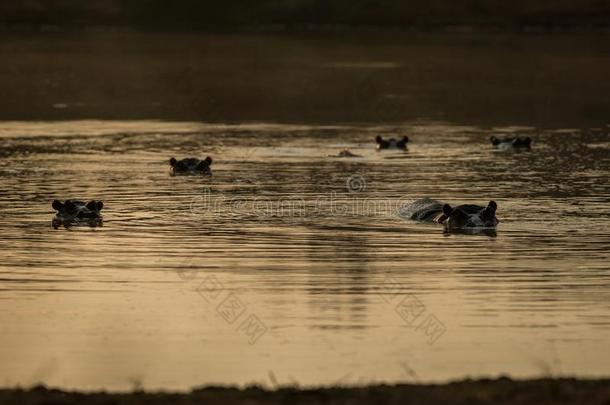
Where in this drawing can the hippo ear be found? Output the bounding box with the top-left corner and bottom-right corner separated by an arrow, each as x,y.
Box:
442,204 -> 453,216
490,136 -> 497,144
481,201 -> 497,221
402,136 -> 409,143
375,136 -> 383,144
86,200 -> 97,210
169,157 -> 177,167
523,137 -> 532,146
52,200 -> 63,211
196,157 -> 212,170
97,201 -> 104,211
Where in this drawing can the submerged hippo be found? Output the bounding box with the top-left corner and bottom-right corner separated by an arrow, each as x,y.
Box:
169,157 -> 212,175
376,136 -> 409,150
401,198 -> 498,234
490,135 -> 531,150
329,148 -> 361,158
51,199 -> 104,229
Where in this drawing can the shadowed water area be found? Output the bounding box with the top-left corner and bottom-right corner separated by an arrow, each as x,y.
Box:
0,33 -> 609,391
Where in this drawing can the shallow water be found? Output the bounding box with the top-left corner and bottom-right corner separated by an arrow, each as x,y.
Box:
0,120 -> 609,390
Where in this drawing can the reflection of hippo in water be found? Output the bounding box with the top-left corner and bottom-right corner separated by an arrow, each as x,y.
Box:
51,199 -> 104,229
490,135 -> 531,150
169,157 -> 212,175
401,198 -> 498,234
376,135 -> 409,150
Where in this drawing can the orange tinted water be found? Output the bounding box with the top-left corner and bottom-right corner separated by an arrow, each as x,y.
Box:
0,120 -> 609,390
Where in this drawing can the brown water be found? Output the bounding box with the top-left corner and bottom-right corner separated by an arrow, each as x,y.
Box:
0,32 -> 610,391
1,32 -> 609,127
0,120 -> 609,390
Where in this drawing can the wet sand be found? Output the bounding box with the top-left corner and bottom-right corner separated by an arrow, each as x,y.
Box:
2,378 -> 610,405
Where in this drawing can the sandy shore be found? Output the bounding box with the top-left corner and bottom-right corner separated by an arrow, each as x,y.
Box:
2,378 -> 610,405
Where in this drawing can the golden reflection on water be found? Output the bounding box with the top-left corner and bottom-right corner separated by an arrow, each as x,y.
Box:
0,120 -> 609,390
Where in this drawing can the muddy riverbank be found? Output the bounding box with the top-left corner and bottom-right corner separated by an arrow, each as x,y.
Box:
2,378 -> 610,405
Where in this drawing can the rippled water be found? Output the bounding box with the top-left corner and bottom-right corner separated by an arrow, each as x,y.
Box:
0,120 -> 609,390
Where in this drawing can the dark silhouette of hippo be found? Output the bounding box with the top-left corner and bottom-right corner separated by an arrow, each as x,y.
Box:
169,157 -> 212,175
376,135 -> 409,150
490,135 -> 531,150
402,198 -> 498,234
51,199 -> 104,229
329,148 -> 361,158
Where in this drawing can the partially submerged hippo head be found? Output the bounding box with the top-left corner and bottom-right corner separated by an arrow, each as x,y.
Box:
169,157 -> 212,175
402,198 -> 498,235
376,136 -> 409,150
438,201 -> 498,231
334,148 -> 360,158
52,199 -> 104,228
490,136 -> 532,149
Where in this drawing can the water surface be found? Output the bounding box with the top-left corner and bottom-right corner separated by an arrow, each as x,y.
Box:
1,120 -> 609,390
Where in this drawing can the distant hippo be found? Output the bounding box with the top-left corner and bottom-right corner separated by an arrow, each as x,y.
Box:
169,157 -> 212,175
329,148 -> 361,158
51,199 -> 104,229
401,198 -> 498,234
490,135 -> 531,150
376,135 -> 409,150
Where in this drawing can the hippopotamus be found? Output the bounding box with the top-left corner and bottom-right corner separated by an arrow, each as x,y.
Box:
51,199 -> 104,229
490,135 -> 531,150
329,148 -> 361,158
401,198 -> 498,234
376,135 -> 409,150
169,157 -> 212,175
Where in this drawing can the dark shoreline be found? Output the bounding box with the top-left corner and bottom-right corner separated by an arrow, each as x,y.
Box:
1,23 -> 609,35
2,378 -> 610,405
1,0 -> 609,34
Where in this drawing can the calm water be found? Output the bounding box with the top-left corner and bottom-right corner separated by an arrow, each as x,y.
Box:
0,120 -> 609,390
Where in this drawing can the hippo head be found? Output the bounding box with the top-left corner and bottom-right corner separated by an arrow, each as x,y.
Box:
52,200 -> 104,219
489,136 -> 503,146
376,136 -> 409,150
170,157 -> 213,174
513,137 -> 532,148
490,135 -> 532,149
438,201 -> 498,230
